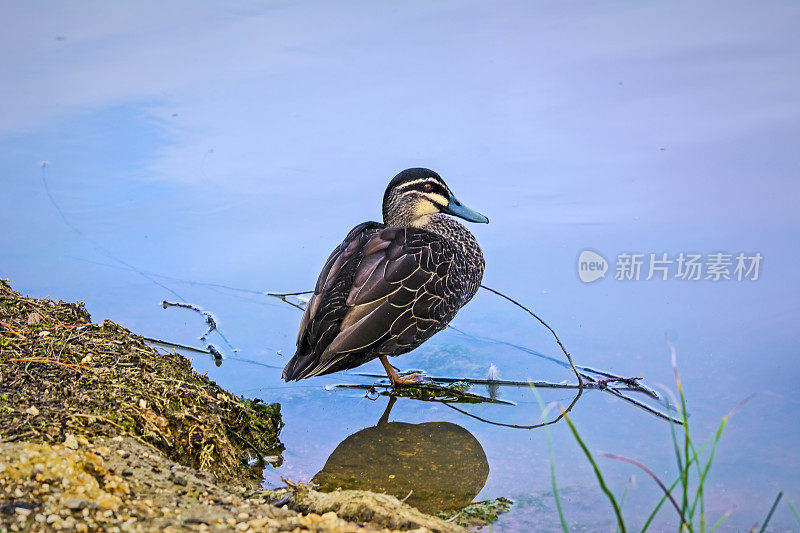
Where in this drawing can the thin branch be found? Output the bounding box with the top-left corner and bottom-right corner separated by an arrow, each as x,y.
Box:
268,290 -> 313,297
267,292 -> 307,311
353,371 -> 657,394
599,386 -> 681,423
334,383 -> 516,405
161,300 -> 234,354
143,337 -> 208,354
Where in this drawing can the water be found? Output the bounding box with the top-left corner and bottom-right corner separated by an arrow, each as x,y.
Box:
2,1 -> 799,530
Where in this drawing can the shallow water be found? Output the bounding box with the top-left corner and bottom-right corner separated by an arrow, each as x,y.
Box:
2,2 -> 799,530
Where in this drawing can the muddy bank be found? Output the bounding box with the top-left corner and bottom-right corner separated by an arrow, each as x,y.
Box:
0,280 -> 494,531
0,279 -> 282,486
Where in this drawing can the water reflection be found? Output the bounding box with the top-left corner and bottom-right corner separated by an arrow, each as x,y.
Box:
312,396 -> 489,514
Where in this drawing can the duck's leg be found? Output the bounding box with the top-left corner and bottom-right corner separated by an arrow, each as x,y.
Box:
379,355 -> 426,387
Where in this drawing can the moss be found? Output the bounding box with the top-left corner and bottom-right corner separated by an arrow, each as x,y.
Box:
435,497 -> 513,528
0,279 -> 283,487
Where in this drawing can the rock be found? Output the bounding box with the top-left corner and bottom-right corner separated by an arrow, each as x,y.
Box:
95,494 -> 119,511
63,434 -> 79,450
95,446 -> 111,457
25,406 -> 40,417
168,472 -> 188,486
65,498 -> 89,511
27,312 -> 41,326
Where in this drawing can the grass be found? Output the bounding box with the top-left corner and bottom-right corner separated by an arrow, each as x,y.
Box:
531,345 -> 800,532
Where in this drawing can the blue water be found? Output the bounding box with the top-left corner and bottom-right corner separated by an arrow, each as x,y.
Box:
2,2 -> 799,530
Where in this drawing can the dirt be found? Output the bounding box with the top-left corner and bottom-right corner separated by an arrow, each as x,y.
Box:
0,280 -> 503,532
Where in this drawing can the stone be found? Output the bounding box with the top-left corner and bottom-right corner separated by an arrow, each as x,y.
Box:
65,498 -> 89,511
63,434 -> 79,450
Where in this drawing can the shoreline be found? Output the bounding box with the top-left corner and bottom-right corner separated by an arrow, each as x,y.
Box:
0,279 -> 476,532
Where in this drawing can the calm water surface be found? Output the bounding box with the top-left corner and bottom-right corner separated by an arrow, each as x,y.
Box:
2,2 -> 799,530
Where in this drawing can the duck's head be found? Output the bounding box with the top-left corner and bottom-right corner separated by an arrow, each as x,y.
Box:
382,168 -> 489,228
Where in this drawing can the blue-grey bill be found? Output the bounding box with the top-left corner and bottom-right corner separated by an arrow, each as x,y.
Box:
444,194 -> 489,223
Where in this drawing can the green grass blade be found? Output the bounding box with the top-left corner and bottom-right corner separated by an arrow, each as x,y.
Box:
665,393 -> 686,488
688,418 -> 728,521
560,407 -> 626,533
641,432 -> 717,532
530,384 -> 569,533
758,491 -> 783,533
667,339 -> 692,527
677,380 -> 691,526
689,394 -> 755,523
617,476 -> 633,533
708,507 -> 733,533
786,497 -> 800,525
619,476 -> 633,511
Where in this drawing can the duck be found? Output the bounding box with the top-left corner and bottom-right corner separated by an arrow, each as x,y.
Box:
281,168 -> 488,386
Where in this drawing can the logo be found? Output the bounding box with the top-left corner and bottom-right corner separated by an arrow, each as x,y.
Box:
578,250 -> 608,283
576,250 -> 762,283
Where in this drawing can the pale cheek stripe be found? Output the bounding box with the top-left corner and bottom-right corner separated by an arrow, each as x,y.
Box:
400,190 -> 448,208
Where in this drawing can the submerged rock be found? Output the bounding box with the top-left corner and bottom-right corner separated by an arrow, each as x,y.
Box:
313,420 -> 489,514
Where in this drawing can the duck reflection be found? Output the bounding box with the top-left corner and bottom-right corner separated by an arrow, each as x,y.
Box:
312,396 -> 489,514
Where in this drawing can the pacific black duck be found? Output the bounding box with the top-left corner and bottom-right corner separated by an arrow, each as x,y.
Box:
282,168 -> 488,386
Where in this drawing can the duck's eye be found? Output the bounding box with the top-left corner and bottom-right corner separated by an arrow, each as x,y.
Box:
423,183 -> 433,191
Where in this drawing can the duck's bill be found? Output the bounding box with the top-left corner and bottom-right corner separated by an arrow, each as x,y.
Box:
443,194 -> 489,224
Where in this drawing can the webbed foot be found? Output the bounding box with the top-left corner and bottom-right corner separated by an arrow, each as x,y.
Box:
390,372 -> 429,387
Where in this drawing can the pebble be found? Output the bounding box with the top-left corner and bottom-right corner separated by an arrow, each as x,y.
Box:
47,514 -> 60,523
66,498 -> 89,511
96,494 -> 119,510
27,312 -> 41,326
64,434 -> 79,450
95,446 -> 111,457
168,472 -> 187,486
26,406 -> 40,416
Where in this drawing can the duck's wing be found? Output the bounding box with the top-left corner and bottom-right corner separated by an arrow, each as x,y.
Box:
282,224 -> 456,381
